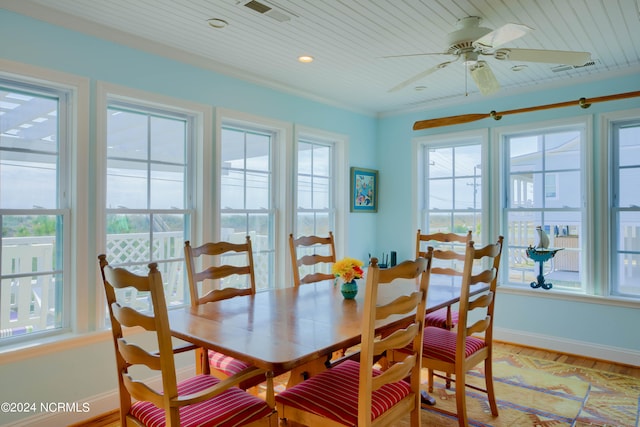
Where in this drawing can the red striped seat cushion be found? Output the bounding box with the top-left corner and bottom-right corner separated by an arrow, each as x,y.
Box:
209,350 -> 253,376
130,374 -> 273,427
422,326 -> 486,363
425,307 -> 459,329
275,359 -> 412,425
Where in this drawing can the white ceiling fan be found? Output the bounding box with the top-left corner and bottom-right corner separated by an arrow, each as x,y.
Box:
387,16 -> 592,95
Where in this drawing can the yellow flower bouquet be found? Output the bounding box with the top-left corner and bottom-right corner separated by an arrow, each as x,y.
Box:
332,257 -> 364,283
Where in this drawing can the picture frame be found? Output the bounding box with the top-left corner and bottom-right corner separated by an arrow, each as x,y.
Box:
350,167 -> 378,212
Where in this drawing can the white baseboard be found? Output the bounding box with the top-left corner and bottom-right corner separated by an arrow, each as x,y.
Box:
494,327 -> 640,367
2,366 -> 193,427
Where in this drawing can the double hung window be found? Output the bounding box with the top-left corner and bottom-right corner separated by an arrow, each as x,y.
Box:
610,119 -> 640,297
295,136 -> 335,237
0,80 -> 70,341
501,123 -> 586,292
220,125 -> 275,290
104,101 -> 193,310
419,134 -> 485,240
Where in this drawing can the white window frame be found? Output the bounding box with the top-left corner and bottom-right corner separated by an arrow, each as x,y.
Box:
495,116 -> 594,294
216,109 -> 292,288
600,108 -> 640,298
413,129 -> 490,245
96,82 -> 211,325
0,59 -> 89,347
293,125 -> 348,259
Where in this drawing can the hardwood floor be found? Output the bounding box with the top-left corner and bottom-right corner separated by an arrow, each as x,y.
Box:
73,341 -> 640,427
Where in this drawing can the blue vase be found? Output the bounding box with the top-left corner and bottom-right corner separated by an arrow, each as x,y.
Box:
341,280 -> 358,299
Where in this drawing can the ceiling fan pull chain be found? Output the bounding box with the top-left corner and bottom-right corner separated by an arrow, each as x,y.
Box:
465,65 -> 469,96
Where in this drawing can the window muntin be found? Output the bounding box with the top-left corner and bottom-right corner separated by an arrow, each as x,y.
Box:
292,137 -> 335,280
105,105 -> 191,310
295,138 -> 334,236
418,137 -> 484,287
611,120 -> 640,297
422,142 -> 483,239
220,126 -> 274,291
0,82 -> 69,342
503,126 -> 585,292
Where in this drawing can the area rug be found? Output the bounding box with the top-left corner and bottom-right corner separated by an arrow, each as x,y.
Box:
259,347 -> 640,427
498,350 -> 640,427
409,356 -> 591,427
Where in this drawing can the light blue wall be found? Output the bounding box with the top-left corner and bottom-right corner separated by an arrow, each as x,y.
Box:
376,73 -> 640,355
0,7 -> 639,425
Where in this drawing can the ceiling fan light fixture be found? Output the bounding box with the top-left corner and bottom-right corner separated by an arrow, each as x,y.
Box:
463,51 -> 479,65
470,61 -> 500,95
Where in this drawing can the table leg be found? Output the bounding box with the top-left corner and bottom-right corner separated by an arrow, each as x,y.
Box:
265,371 -> 275,408
286,356 -> 331,388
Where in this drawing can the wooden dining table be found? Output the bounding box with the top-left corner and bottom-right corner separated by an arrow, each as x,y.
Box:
168,278 -> 488,401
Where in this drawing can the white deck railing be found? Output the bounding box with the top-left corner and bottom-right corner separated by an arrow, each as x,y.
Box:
1,232 -> 185,336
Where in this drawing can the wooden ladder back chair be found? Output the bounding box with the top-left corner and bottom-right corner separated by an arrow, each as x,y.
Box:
98,255 -> 276,427
289,231 -> 336,286
184,237 -> 268,391
275,251 -> 434,427
421,236 -> 504,427
416,229 -> 472,330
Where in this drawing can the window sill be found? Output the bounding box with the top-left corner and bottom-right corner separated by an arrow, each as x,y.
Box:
499,285 -> 640,309
0,327 -> 145,365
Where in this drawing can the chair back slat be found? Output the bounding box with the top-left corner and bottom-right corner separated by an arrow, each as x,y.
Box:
118,340 -> 162,370
298,271 -> 335,285
431,266 -> 464,276
467,316 -> 492,336
371,354 -> 417,392
417,229 -> 472,257
289,232 -> 336,286
112,303 -> 156,330
373,322 -> 420,355
376,292 -> 423,320
195,264 -> 252,282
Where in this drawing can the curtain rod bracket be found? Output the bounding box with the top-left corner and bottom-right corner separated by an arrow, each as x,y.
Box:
490,111 -> 502,120
579,98 -> 591,109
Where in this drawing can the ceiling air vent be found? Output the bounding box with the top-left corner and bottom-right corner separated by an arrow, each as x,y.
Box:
237,0 -> 298,22
551,59 -> 599,73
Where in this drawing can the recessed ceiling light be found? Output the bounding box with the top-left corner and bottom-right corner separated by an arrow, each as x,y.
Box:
511,64 -> 528,71
207,18 -> 228,29
298,55 -> 314,63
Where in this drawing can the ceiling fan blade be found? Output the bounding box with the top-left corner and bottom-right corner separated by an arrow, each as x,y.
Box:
470,61 -> 500,95
388,60 -> 454,93
381,52 -> 450,59
473,23 -> 532,50
499,48 -> 591,66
